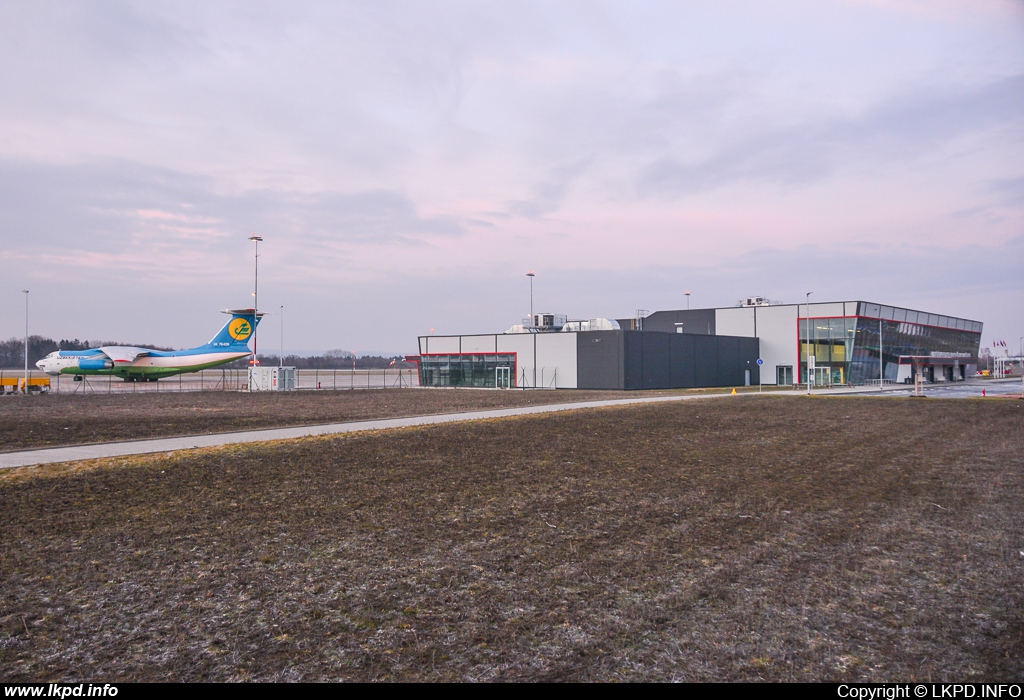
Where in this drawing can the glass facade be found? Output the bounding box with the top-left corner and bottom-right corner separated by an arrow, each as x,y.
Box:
800,306 -> 981,386
800,317 -> 856,385
419,353 -> 518,388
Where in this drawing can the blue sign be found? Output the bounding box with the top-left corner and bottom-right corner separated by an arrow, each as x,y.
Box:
756,358 -> 764,366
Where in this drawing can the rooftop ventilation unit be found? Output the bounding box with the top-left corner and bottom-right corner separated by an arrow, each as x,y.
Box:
506,313 -> 570,334
529,313 -> 567,331
561,318 -> 621,332
737,296 -> 783,307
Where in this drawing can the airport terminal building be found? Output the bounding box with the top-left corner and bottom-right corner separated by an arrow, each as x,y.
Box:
411,299 -> 982,390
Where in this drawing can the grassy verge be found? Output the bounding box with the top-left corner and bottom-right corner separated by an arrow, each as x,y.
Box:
0,388 -> 647,451
1,396 -> 1021,681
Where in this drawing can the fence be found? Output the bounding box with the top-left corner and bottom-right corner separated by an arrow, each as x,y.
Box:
0,368 -> 420,395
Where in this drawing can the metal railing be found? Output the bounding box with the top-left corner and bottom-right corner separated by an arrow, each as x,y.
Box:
0,368 -> 420,394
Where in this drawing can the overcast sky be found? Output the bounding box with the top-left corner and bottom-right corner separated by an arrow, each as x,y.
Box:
2,0 -> 1022,355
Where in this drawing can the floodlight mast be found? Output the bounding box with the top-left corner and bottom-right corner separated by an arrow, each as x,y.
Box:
249,234 -> 263,373
526,271 -> 535,325
22,290 -> 29,395
805,292 -> 812,394
879,317 -> 884,389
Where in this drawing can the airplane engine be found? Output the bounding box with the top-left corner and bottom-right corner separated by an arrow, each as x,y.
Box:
78,358 -> 114,370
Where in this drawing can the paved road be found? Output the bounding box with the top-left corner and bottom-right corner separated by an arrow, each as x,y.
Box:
0,393 -> 729,469
835,378 -> 1023,399
5,381 -> 1019,470
20,367 -> 419,395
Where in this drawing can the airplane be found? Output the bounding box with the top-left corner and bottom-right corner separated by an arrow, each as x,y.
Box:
36,309 -> 264,382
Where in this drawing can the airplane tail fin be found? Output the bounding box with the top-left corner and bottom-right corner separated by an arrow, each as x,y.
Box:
206,309 -> 264,347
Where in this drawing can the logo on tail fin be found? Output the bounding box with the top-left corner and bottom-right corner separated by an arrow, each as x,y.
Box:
208,309 -> 261,347
228,318 -> 252,341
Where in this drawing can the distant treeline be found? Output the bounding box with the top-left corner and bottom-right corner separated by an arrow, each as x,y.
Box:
0,336 -> 54,368
0,337 -> 175,368
0,336 -> 412,370
219,354 -> 415,370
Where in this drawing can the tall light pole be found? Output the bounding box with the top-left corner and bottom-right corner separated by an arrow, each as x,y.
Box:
879,317 -> 884,388
22,290 -> 29,395
685,290 -> 691,310
249,234 -> 262,370
1020,336 -> 1024,398
280,305 -> 284,367
526,271 -> 535,325
805,292 -> 812,394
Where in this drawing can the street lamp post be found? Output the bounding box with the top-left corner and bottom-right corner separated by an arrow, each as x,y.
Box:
879,317 -> 884,389
22,290 -> 29,395
1020,336 -> 1024,398
526,271 -> 535,325
280,305 -> 284,367
685,290 -> 691,310
249,235 -> 262,373
805,292 -> 812,394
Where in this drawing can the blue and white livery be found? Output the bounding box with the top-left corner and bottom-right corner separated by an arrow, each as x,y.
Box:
36,309 -> 264,382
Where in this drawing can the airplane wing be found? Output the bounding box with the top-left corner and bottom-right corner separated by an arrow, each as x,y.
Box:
98,346 -> 153,365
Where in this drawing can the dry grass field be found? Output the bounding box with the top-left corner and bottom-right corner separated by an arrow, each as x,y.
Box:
0,388 -> 643,452
1,395 -> 1021,681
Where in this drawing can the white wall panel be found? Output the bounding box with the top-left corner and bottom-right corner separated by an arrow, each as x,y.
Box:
715,308 -> 756,337
461,335 -> 499,353
753,305 -> 798,384
497,334 -> 537,387
421,336 -> 460,354
896,364 -> 912,383
536,333 -> 578,388
809,302 -> 845,318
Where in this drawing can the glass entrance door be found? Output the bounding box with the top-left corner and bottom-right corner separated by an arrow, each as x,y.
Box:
777,366 -> 793,385
495,366 -> 510,389
814,366 -> 831,386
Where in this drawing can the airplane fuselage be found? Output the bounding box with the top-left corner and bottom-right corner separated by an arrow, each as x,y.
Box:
35,309 -> 261,381
37,348 -> 252,379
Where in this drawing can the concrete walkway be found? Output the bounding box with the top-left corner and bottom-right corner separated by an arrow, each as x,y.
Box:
0,393 -> 733,470
9,382 -> 1009,470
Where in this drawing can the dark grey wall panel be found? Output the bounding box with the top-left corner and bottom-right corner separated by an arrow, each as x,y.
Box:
743,337 -> 761,385
623,331 -> 644,390
577,329 -> 759,390
576,331 -> 624,389
643,309 -> 717,335
669,334 -> 695,388
718,335 -> 738,385
642,332 -> 672,389
710,335 -> 758,387
691,334 -> 713,387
